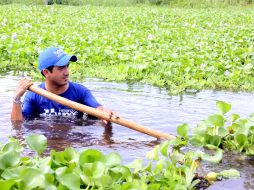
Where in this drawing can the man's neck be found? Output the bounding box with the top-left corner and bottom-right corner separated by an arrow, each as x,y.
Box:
45,82 -> 69,95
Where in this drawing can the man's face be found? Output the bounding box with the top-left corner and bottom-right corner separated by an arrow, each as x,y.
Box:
48,64 -> 69,86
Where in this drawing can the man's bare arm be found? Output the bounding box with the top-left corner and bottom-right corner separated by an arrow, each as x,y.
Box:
11,78 -> 33,121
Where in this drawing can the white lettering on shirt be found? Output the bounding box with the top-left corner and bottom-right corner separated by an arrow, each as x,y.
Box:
40,108 -> 78,117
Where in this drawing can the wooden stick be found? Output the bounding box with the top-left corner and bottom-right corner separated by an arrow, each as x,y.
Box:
29,85 -> 175,140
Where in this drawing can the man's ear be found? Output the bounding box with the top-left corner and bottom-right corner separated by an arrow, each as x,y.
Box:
42,69 -> 49,77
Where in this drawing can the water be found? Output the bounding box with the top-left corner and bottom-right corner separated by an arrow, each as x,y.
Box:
0,76 -> 254,189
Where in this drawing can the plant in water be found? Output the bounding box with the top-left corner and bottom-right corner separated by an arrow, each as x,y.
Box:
188,101 -> 254,159
1,6 -> 254,94
0,132 -> 240,190
2,101 -> 248,190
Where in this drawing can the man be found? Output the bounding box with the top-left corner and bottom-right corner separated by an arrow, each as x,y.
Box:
11,47 -> 117,124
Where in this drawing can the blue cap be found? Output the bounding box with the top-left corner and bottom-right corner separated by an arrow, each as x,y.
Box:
38,47 -> 77,72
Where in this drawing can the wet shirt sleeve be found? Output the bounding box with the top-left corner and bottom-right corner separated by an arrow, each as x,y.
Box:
22,91 -> 38,118
79,85 -> 102,108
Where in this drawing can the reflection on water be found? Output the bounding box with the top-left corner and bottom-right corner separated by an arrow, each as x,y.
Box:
1,76 -> 254,189
12,117 -> 112,153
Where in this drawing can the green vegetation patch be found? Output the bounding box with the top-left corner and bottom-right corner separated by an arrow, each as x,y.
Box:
0,5 -> 254,94
0,129 -> 241,190
0,101 -> 249,189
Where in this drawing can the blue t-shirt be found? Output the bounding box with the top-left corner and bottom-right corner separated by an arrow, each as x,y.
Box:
22,82 -> 101,118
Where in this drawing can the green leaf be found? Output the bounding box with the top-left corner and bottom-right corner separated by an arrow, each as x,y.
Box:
58,173 -> 80,190
128,158 -> 143,173
231,113 -> 240,123
170,150 -> 185,163
82,162 -> 105,179
20,168 -> 45,189
216,101 -> 231,115
146,145 -> 159,161
189,136 -> 204,146
20,156 -> 31,165
235,119 -> 252,136
170,137 -> 187,148
144,162 -> 152,173
218,127 -> 229,137
246,144 -> 254,155
43,184 -> 57,190
160,141 -> 170,157
0,179 -> 16,189
236,134 -> 248,151
250,126 -> 254,135
1,166 -> 25,180
201,145 -> 223,163
207,114 -> 224,127
148,183 -> 161,190
105,152 -> 121,168
154,159 -> 164,172
79,149 -> 105,165
0,149 -> 20,170
227,123 -> 240,134
51,147 -> 78,166
192,121 -> 208,136
45,173 -> 56,187
26,134 -> 47,155
219,169 -> 240,178
3,140 -> 22,152
109,166 -> 132,182
58,184 -> 69,190
204,134 -> 221,147
177,123 -> 189,139
184,167 -> 195,186
38,157 -> 52,174
120,180 -> 147,190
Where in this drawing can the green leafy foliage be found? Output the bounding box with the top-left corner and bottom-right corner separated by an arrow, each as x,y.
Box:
26,134 -> 47,156
177,123 -> 189,140
201,145 -> 223,163
206,168 -> 241,183
190,101 -> 254,164
1,5 -> 254,94
216,101 -> 231,115
0,101 -> 247,189
0,134 -> 205,189
219,169 -> 241,178
0,138 -> 22,170
0,0 -> 252,6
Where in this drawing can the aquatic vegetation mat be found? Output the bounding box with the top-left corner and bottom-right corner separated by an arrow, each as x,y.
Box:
0,133 -> 239,190
1,5 -> 254,94
1,100 -> 246,190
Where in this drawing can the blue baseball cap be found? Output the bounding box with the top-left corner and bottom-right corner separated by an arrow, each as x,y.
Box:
38,47 -> 77,72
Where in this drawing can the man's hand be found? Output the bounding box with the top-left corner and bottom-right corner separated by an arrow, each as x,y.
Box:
96,106 -> 119,125
11,78 -> 33,122
14,78 -> 33,98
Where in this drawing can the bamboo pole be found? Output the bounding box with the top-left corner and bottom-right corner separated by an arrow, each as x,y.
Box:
29,85 -> 175,140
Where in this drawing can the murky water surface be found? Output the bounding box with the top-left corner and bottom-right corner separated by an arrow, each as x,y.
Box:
0,76 -> 254,189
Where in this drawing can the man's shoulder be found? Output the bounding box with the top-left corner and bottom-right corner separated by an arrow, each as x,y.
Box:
69,82 -> 89,92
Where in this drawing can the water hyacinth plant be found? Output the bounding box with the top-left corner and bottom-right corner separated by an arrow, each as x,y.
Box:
0,134 -> 204,189
0,109 -> 244,190
0,134 -> 203,189
1,5 -> 254,94
159,99 -> 253,179
188,101 -> 254,158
